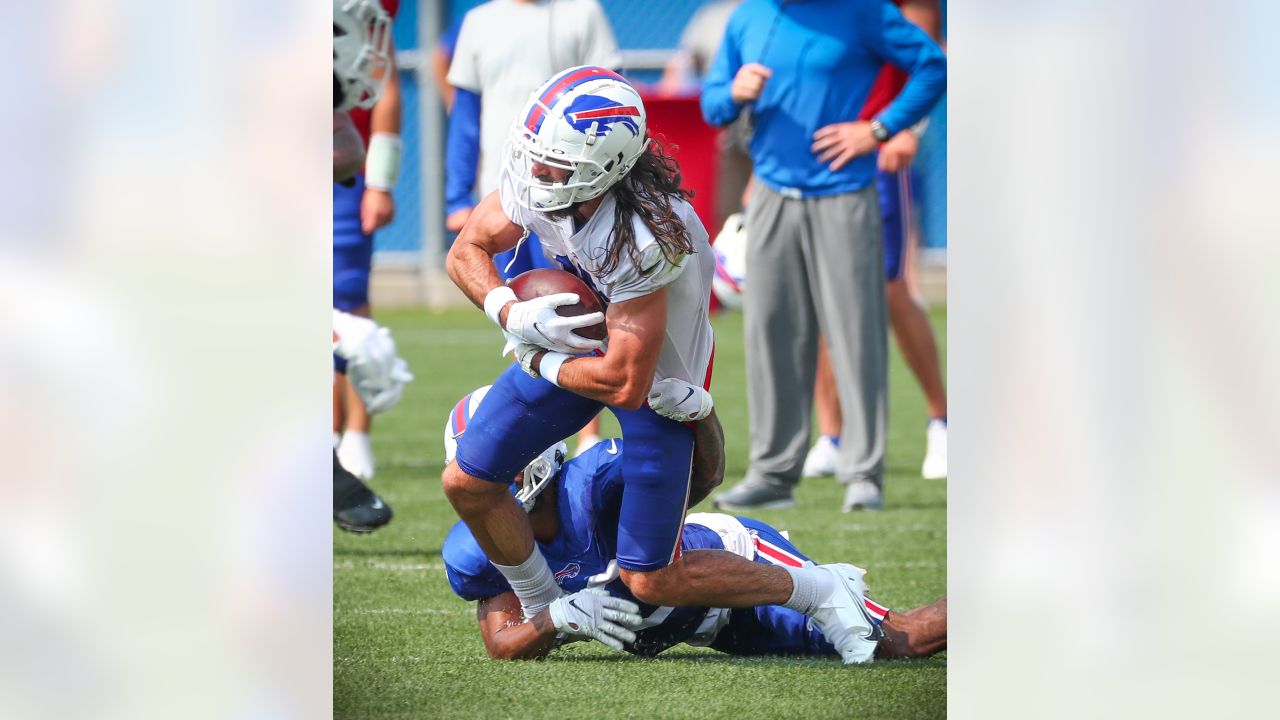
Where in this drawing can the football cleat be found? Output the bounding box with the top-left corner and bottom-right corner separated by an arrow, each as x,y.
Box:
809,563 -> 881,664
334,452 -> 392,533
801,435 -> 840,478
921,418 -> 947,480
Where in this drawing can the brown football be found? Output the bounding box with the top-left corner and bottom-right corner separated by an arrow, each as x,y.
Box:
508,268 -> 607,341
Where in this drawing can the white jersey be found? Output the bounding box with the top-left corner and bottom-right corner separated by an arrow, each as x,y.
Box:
448,0 -> 621,198
499,171 -> 715,389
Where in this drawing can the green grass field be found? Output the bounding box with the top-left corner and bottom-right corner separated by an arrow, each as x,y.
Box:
335,306 -> 947,719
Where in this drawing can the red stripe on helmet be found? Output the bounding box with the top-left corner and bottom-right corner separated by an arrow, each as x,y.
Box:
523,66 -> 628,133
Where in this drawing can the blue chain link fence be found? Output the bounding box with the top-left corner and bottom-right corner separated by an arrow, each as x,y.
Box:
376,0 -> 947,261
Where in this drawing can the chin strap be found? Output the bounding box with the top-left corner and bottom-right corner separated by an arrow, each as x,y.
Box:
504,226 -> 531,275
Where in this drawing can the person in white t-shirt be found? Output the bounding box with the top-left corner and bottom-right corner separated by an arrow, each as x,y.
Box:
438,67 -> 886,665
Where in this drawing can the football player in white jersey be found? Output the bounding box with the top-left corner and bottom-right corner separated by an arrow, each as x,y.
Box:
441,67 -> 889,664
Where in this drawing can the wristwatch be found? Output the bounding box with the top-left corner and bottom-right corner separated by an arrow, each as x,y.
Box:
870,119 -> 891,143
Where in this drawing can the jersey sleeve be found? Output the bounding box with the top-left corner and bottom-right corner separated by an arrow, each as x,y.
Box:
442,521 -> 512,601
606,238 -> 690,303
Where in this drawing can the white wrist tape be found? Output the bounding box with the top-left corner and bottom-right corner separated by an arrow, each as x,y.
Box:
484,286 -> 518,327
539,352 -> 570,387
909,117 -> 930,139
364,132 -> 402,190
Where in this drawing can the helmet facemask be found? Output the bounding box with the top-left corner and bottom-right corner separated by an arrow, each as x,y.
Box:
333,0 -> 393,112
514,442 -> 567,511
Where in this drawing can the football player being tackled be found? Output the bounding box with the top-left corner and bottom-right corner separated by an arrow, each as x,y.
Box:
441,384 -> 947,660
443,66 -> 895,663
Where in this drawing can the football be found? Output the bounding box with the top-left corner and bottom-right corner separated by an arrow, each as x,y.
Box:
508,268 -> 607,341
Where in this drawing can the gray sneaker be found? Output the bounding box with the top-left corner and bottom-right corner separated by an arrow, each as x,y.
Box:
713,478 -> 795,510
842,479 -> 883,512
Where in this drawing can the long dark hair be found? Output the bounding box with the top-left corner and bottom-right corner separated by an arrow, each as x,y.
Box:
600,135 -> 696,277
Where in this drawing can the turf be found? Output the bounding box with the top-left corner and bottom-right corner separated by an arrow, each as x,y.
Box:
335,305 -> 947,719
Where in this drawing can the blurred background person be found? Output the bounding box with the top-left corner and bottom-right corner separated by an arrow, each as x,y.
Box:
657,0 -> 749,226
428,8 -> 471,113
704,0 -> 946,513
445,0 -> 620,455
334,0 -> 405,481
802,0 -> 948,486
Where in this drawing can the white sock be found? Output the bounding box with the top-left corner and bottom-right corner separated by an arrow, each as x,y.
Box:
492,549 -> 561,619
781,565 -> 834,615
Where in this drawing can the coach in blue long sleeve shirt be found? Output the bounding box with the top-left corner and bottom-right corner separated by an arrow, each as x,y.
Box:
701,0 -> 945,196
706,0 -> 946,514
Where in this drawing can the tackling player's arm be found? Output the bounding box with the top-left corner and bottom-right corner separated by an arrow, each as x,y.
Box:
528,287 -> 668,410
475,591 -> 560,660
687,409 -> 725,507
445,190 -> 525,307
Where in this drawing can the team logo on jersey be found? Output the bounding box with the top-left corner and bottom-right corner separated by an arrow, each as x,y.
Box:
564,95 -> 640,137
554,562 -> 582,583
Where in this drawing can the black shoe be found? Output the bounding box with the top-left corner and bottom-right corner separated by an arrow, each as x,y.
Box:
334,451 -> 392,533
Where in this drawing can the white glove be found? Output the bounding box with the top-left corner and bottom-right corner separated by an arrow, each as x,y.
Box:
333,310 -> 414,415
548,588 -> 642,651
504,293 -> 604,354
647,378 -> 713,422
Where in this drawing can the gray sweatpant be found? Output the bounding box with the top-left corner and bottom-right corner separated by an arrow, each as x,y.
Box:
742,181 -> 887,489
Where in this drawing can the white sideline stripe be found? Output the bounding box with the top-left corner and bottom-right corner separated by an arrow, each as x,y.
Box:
334,560 -> 446,572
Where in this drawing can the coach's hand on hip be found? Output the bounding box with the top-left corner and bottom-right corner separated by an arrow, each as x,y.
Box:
731,63 -> 772,104
811,121 -> 879,171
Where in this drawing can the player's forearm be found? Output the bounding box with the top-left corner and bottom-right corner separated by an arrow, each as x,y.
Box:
446,236 -> 505,309
532,352 -> 650,409
368,54 -> 402,135
688,409 -> 725,507
482,610 -> 559,660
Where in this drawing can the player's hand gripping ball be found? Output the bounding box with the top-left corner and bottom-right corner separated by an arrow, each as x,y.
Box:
508,268 -> 608,344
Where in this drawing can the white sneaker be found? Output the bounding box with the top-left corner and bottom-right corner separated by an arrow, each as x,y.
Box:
808,563 -> 881,664
842,479 -> 883,512
921,419 -> 947,480
337,431 -> 375,480
574,434 -> 603,458
802,436 -> 839,477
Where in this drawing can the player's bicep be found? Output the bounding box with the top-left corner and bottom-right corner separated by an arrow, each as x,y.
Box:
603,287 -> 667,383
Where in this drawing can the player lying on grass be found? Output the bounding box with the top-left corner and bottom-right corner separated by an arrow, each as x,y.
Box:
440,383 -> 947,661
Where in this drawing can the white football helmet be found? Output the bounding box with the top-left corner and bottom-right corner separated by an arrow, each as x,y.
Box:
710,212 -> 747,310
505,66 -> 651,212
333,0 -> 393,112
443,386 -> 568,511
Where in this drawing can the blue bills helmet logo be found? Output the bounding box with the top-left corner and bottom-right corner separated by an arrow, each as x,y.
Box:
563,95 -> 641,137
